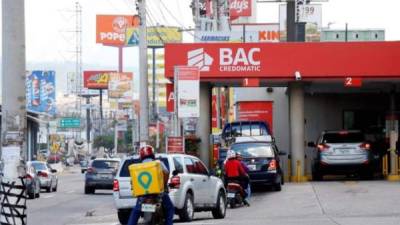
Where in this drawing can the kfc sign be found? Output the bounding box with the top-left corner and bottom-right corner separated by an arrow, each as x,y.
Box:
229,0 -> 252,20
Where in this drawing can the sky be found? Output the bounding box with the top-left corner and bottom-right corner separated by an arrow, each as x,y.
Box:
1,0 -> 400,96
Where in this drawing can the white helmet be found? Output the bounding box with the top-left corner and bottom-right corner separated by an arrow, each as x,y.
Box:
226,150 -> 236,160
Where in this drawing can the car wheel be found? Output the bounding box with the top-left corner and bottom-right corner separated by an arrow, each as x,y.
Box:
117,210 -> 131,225
46,185 -> 52,193
179,192 -> 194,222
212,190 -> 226,219
84,186 -> 94,194
35,191 -> 40,198
28,191 -> 35,199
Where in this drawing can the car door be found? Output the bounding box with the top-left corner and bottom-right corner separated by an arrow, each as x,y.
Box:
183,157 -> 205,206
192,157 -> 216,205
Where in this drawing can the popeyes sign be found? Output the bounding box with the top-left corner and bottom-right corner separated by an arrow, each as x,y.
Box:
96,15 -> 140,45
229,0 -> 252,20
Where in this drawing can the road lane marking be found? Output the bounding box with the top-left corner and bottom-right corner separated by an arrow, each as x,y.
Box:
42,194 -> 55,199
66,190 -> 75,194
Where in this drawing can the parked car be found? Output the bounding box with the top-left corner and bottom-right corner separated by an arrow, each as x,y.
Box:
229,136 -> 286,191
84,158 -> 121,194
26,161 -> 41,199
221,121 -> 272,146
30,161 -> 58,192
309,130 -> 373,180
113,154 -> 227,225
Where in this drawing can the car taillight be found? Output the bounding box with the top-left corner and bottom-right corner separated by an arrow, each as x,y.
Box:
38,171 -> 48,178
169,176 -> 180,189
359,143 -> 371,150
113,179 -> 119,192
268,159 -> 277,172
317,144 -> 330,152
87,167 -> 96,174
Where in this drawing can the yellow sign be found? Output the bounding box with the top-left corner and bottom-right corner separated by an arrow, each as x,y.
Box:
125,26 -> 182,47
129,161 -> 164,197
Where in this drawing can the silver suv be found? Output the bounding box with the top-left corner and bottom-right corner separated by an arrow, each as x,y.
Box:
113,153 -> 227,225
309,130 -> 372,180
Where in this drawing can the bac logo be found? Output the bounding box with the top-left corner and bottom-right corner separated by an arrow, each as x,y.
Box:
187,48 -> 214,72
219,48 -> 261,72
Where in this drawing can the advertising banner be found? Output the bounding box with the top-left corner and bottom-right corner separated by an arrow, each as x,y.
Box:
26,71 -> 56,115
279,4 -> 322,42
195,31 -> 257,43
166,136 -> 185,154
166,42 -> 400,79
108,72 -> 133,101
83,71 -> 115,89
237,101 -> 273,132
231,23 -> 280,42
229,0 -> 252,21
176,66 -> 200,118
166,83 -> 175,112
96,15 -> 140,45
126,26 -> 182,47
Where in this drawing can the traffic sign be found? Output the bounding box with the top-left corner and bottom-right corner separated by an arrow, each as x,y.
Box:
59,118 -> 81,128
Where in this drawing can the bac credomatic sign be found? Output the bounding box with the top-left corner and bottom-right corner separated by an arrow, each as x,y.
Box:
164,42 -> 400,80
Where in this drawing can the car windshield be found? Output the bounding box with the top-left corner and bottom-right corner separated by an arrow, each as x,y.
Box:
92,160 -> 120,169
231,143 -> 274,158
31,162 -> 47,171
223,122 -> 270,140
323,132 -> 364,143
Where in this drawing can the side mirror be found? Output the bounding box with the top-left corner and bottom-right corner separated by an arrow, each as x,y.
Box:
51,169 -> 57,173
307,142 -> 316,148
172,170 -> 179,176
278,151 -> 287,156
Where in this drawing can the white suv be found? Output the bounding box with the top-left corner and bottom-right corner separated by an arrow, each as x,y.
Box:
113,153 -> 227,225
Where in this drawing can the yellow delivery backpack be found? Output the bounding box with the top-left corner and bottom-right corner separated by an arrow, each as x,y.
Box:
129,160 -> 164,197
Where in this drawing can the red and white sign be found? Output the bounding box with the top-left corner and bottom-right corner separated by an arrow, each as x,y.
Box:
344,77 -> 362,87
84,71 -> 115,89
166,83 -> 175,112
165,42 -> 400,79
243,78 -> 259,87
211,94 -> 226,129
176,66 -> 200,118
231,24 -> 280,43
237,101 -> 273,132
96,15 -> 140,45
167,136 -> 185,154
229,0 -> 252,21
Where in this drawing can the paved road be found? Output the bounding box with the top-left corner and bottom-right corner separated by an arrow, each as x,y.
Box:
28,168 -> 400,225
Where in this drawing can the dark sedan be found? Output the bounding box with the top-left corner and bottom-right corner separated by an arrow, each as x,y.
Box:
84,158 -> 120,194
230,140 -> 286,191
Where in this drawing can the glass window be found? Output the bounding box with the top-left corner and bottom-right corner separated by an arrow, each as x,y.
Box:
251,124 -> 261,136
173,157 -> 184,174
184,157 -> 195,174
241,124 -> 251,136
193,158 -> 208,175
92,160 -> 120,169
31,162 -> 47,171
231,143 -> 275,158
323,132 -> 364,143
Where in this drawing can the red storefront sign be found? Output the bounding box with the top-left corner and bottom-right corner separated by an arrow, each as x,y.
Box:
167,136 -> 184,154
243,78 -> 260,87
237,101 -> 273,133
344,77 -> 362,87
165,42 -> 400,79
166,83 -> 175,112
229,0 -> 252,21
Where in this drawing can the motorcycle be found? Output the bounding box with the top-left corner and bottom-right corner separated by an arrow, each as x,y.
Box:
226,181 -> 246,208
140,194 -> 165,225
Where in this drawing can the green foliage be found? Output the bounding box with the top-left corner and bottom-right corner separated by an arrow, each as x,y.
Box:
93,135 -> 114,150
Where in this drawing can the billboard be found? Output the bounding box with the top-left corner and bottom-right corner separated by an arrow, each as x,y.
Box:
108,72 -> 133,101
166,136 -> 185,154
83,71 -> 115,89
195,31 -> 247,43
231,23 -> 280,42
96,15 -> 140,45
279,4 -> 322,42
229,0 -> 252,21
176,66 -> 200,118
26,71 -> 56,115
166,83 -> 175,112
126,26 -> 182,47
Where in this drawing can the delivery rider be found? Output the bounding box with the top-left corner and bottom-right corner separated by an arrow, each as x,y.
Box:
127,145 -> 174,225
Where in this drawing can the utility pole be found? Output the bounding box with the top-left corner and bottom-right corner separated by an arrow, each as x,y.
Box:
74,2 -> 82,139
1,0 -> 27,224
138,0 -> 149,143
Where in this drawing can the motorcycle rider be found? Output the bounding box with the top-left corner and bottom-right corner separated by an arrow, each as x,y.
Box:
236,152 -> 251,202
224,150 -> 250,206
127,145 -> 174,225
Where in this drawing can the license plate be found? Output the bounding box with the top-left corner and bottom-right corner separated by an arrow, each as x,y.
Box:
101,175 -> 111,179
227,193 -> 235,198
141,204 -> 156,212
336,149 -> 350,154
248,164 -> 257,171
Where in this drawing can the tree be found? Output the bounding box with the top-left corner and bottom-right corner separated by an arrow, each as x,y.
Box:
93,135 -> 114,151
